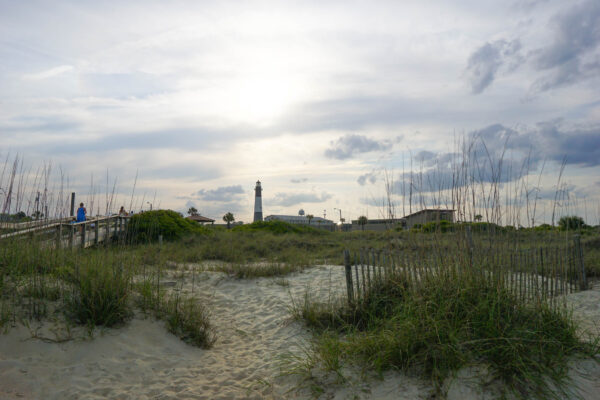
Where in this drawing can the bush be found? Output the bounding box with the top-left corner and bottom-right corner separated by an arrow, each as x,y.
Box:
295,266 -> 597,399
421,220 -> 455,233
559,216 -> 586,231
126,210 -> 209,243
232,220 -> 325,235
534,223 -> 555,232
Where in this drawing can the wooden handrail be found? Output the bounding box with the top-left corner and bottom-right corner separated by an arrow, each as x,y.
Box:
0,215 -> 130,240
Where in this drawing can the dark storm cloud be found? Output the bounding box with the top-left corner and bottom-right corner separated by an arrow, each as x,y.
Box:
357,172 -> 377,186
467,1 -> 600,94
395,122 -> 600,194
465,39 -> 522,94
530,0 -> 600,91
270,192 -> 332,207
194,185 -> 244,202
325,134 -> 393,160
536,122 -> 600,167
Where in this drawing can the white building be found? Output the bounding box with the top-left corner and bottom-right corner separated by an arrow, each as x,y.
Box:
264,215 -> 335,229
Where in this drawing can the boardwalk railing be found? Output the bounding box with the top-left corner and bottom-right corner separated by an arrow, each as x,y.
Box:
343,235 -> 588,305
0,215 -> 130,249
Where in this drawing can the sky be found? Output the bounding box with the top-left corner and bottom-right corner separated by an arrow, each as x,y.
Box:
1,0 -> 599,225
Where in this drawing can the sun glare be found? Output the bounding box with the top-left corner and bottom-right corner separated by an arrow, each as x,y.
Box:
231,73 -> 295,124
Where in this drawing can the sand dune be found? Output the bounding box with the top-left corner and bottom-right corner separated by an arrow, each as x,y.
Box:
1,266 -> 599,399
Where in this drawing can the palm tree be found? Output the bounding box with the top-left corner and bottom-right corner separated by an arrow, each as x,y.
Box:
223,212 -> 235,228
358,215 -> 368,231
306,214 -> 314,225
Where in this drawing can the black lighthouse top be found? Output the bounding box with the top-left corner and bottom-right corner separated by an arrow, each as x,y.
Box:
255,180 -> 262,197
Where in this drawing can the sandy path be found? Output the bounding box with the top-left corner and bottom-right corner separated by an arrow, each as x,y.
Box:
0,266 -> 358,399
1,266 -> 599,399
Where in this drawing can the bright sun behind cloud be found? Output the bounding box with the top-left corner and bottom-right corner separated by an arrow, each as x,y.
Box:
229,72 -> 298,125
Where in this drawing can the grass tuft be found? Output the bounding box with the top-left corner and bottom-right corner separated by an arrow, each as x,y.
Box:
63,257 -> 132,327
293,266 -> 599,399
162,290 -> 215,348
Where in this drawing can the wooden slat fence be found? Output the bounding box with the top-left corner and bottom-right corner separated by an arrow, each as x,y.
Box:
343,235 -> 588,306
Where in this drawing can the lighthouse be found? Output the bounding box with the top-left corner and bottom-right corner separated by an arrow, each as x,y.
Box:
253,180 -> 263,222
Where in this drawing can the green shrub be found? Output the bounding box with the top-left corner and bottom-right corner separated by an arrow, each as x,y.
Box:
295,266 -> 597,399
126,210 -> 209,243
534,223 -> 555,231
232,220 -> 326,235
558,216 -> 586,231
421,220 -> 455,233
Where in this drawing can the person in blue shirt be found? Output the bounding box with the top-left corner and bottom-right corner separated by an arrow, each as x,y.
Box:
76,202 -> 87,233
76,203 -> 87,222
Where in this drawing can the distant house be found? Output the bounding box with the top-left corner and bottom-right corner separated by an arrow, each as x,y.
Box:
264,215 -> 336,230
350,210 -> 454,231
186,215 -> 215,225
350,218 -> 405,232
403,209 -> 454,229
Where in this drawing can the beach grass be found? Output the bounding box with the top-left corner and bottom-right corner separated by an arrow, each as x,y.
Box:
290,253 -> 599,399
1,213 -> 598,396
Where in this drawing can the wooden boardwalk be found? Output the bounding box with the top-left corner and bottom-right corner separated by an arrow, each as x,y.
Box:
0,216 -> 129,249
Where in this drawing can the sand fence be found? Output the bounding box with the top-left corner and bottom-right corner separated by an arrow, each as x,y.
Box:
343,235 -> 589,306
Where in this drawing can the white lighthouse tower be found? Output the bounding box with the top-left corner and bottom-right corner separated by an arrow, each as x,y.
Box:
253,180 -> 263,222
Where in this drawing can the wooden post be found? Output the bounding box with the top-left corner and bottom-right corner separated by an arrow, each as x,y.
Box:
344,250 -> 354,304
360,248 -> 366,298
574,235 -> 586,291
70,192 -> 75,217
540,247 -> 545,301
354,253 -> 360,301
466,225 -> 474,268
69,224 -> 75,249
81,222 -> 86,248
113,217 -> 118,239
105,218 -> 110,245
56,224 -> 62,249
158,234 -> 163,246
119,217 -> 125,243
94,218 -> 99,246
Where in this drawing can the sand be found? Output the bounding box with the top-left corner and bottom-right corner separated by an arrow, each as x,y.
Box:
1,265 -> 599,400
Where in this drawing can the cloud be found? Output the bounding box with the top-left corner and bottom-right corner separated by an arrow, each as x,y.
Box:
194,185 -> 244,202
536,122 -> 600,167
291,178 -> 308,183
357,172 -> 377,186
146,164 -> 221,180
465,39 -> 522,94
0,115 -> 80,134
324,134 -> 392,160
270,192 -> 332,207
530,0 -> 600,92
22,65 -> 74,80
394,122 -> 600,194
